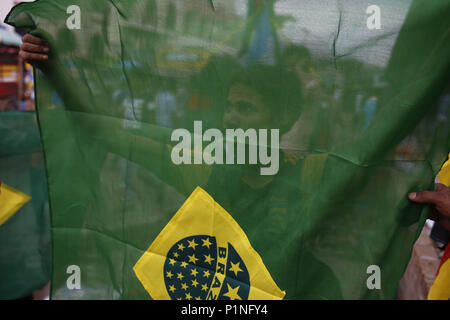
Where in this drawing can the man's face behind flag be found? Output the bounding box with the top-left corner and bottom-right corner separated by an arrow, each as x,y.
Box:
5,0 -> 450,299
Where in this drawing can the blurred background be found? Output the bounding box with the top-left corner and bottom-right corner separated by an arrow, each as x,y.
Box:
0,0 -> 35,112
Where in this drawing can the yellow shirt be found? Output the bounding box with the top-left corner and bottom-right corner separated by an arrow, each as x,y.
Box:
428,154 -> 450,300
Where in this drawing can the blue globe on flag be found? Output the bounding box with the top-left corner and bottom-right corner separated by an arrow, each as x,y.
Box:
163,235 -> 250,300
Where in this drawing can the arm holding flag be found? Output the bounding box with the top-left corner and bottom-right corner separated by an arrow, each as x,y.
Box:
409,155 -> 450,299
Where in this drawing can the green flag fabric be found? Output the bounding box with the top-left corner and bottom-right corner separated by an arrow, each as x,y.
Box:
6,0 -> 450,299
0,111 -> 51,299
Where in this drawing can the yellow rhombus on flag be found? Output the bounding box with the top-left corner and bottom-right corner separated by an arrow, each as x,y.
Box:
134,187 -> 285,300
0,182 -> 31,226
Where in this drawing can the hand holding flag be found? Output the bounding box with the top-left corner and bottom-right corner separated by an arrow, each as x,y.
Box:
408,183 -> 450,231
19,34 -> 50,63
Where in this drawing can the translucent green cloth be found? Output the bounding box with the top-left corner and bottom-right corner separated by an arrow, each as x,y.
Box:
6,0 -> 450,299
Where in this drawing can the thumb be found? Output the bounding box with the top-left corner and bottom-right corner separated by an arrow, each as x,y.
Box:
408,190 -> 442,205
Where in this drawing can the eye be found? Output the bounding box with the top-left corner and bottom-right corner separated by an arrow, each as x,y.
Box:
236,101 -> 255,113
225,102 -> 234,112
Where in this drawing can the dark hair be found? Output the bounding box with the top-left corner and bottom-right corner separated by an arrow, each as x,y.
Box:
227,64 -> 303,133
193,55 -> 242,97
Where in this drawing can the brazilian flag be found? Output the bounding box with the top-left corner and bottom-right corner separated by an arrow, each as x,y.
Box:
0,112 -> 51,299
6,0 -> 450,299
135,187 -> 285,300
